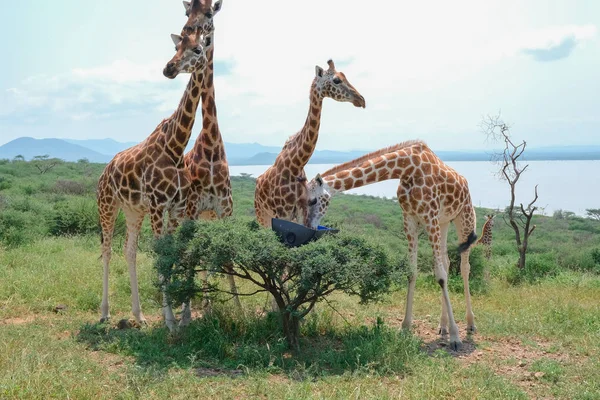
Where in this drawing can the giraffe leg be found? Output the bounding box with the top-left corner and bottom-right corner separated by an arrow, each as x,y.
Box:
402,216 -> 419,331
99,197 -> 118,323
428,219 -> 461,349
149,207 -> 177,332
124,210 -> 147,326
455,208 -> 477,333
438,223 -> 451,335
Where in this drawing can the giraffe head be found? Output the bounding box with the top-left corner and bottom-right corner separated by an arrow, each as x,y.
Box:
181,0 -> 222,36
486,214 -> 495,228
314,60 -> 366,108
305,174 -> 333,229
163,29 -> 213,79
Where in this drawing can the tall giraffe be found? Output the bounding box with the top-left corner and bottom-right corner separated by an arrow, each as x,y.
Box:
477,214 -> 495,260
305,140 -> 478,349
97,27 -> 213,331
177,0 -> 241,319
254,60 -> 366,227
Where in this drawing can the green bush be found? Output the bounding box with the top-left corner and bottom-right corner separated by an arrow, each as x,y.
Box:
48,199 -> 99,236
447,245 -> 488,294
0,209 -> 39,247
506,253 -> 561,285
155,218 -> 405,349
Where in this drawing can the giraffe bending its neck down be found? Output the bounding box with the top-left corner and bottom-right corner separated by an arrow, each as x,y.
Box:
306,140 -> 478,350
254,60 -> 366,227
97,29 -> 213,331
477,214 -> 495,260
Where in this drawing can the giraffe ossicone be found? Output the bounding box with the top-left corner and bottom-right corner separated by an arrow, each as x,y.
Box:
306,140 -> 478,349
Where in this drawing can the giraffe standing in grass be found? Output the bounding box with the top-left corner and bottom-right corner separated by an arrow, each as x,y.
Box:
97,20 -> 214,331
306,140 -> 478,350
477,214 -> 495,260
176,0 -> 241,319
254,60 -> 366,227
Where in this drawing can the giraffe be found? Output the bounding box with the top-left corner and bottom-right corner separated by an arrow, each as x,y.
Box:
305,140 -> 478,349
97,27 -> 213,331
477,214 -> 495,260
254,60 -> 366,227
175,0 -> 241,320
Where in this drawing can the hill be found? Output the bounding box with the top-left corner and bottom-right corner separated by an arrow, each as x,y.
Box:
0,137 -> 111,162
2,136 -> 600,164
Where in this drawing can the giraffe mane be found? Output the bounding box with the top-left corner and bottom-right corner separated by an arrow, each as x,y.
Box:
320,139 -> 426,177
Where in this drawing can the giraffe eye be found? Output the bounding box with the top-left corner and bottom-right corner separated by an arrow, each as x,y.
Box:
308,198 -> 317,206
193,48 -> 202,55
333,77 -> 342,84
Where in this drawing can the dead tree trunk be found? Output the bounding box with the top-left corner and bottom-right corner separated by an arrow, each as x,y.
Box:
482,114 -> 539,269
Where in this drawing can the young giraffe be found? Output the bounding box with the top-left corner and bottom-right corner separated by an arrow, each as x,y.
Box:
306,140 -> 478,349
97,26 -> 213,331
177,0 -> 241,319
477,214 -> 495,260
254,60 -> 366,227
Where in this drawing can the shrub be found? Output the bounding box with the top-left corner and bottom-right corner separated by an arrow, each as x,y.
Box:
154,218 -> 405,349
0,175 -> 12,191
49,199 -> 99,236
506,253 -> 561,285
0,209 -> 38,247
53,180 -> 88,196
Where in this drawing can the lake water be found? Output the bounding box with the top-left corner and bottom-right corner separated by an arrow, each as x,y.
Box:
230,160 -> 600,216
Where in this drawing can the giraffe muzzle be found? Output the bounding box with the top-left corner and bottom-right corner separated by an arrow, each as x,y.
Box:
163,63 -> 178,79
353,95 -> 366,108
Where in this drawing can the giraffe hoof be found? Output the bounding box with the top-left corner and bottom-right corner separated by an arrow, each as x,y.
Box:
467,325 -> 477,334
438,326 -> 449,336
449,339 -> 462,351
99,316 -> 110,324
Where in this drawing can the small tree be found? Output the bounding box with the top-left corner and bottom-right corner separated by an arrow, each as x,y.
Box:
33,154 -> 61,174
481,114 -> 539,269
154,218 -> 402,350
12,155 -> 25,162
586,209 -> 600,221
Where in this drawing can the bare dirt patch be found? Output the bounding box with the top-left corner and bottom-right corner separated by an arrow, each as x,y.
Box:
0,315 -> 38,326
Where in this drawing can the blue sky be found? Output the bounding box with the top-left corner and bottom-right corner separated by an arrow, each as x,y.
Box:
1,0 -> 599,151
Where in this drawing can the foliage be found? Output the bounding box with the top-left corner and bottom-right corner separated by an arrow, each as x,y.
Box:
48,199 -> 100,236
154,218 -> 404,349
505,253 -> 561,285
585,208 -> 600,221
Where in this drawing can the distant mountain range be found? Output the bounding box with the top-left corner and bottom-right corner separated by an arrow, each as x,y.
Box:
1,137 -> 600,165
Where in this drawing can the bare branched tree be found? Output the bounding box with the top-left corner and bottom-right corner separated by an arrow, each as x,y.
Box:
480,114 -> 538,269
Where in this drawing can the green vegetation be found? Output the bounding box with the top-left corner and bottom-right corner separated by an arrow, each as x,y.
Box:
1,159 -> 600,399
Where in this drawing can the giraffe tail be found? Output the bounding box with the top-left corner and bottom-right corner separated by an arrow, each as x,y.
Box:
458,231 -> 477,253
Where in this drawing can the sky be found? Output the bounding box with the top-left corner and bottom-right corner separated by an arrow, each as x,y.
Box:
0,0 -> 599,151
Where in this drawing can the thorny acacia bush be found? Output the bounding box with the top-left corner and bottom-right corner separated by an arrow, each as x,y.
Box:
154,218 -> 406,349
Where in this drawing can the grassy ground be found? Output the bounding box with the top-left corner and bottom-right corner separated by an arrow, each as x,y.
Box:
1,236 -> 599,399
1,160 -> 600,398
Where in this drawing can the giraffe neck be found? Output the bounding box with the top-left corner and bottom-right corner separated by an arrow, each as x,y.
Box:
280,83 -> 323,171
164,71 -> 203,163
323,148 -> 418,193
190,48 -> 226,162
477,220 -> 493,244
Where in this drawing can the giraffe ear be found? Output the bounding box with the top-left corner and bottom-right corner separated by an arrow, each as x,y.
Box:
213,0 -> 223,15
171,34 -> 183,46
182,1 -> 192,15
315,65 -> 324,78
315,174 -> 324,186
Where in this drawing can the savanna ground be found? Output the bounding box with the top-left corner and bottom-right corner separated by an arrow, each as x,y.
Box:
1,159 -> 599,399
